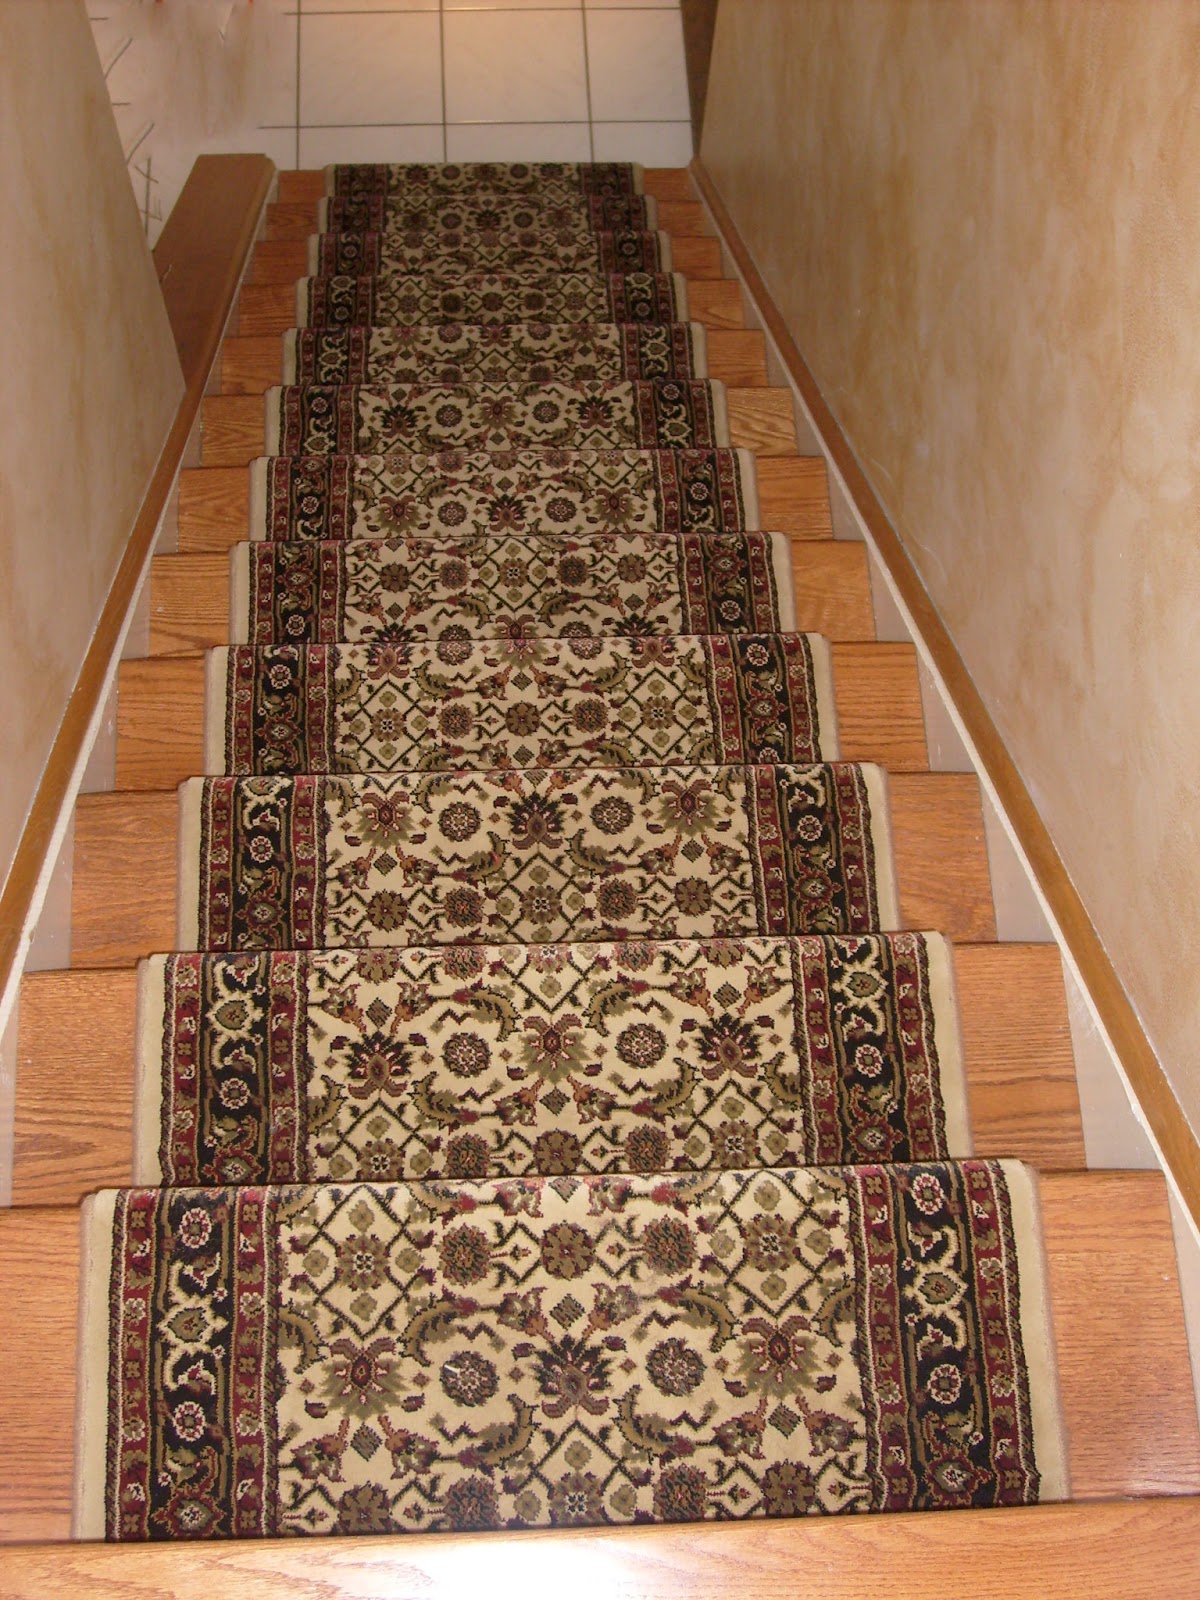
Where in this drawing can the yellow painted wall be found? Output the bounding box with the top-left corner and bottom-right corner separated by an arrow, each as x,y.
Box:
0,0 -> 183,896
702,0 -> 1200,1129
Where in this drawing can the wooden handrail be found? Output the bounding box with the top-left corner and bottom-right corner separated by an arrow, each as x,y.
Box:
0,154 -> 274,1021
690,154 -> 1200,1226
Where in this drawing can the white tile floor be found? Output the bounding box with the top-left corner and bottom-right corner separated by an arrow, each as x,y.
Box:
89,0 -> 693,243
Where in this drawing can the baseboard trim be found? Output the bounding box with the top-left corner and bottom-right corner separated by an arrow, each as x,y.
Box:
688,155 -> 1200,1226
0,155 -> 274,1066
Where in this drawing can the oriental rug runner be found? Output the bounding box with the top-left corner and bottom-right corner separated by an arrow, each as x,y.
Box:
250,447 -> 757,543
135,932 -> 965,1186
206,634 -> 836,776
326,159 -> 648,201
231,532 -> 791,644
296,271 -> 688,331
75,1160 -> 1064,1539
308,228 -> 668,279
317,192 -> 657,236
264,379 -> 729,455
177,763 -> 895,951
281,322 -> 706,386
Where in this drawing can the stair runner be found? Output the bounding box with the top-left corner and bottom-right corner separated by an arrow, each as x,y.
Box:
75,160 -> 1066,1542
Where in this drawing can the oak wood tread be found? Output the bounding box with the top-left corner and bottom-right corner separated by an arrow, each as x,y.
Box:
3,1499 -> 1200,1596
12,941 -> 1082,1209
1,1171 -> 1194,1544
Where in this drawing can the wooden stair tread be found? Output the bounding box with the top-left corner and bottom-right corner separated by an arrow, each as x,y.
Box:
1,1170 -> 1192,1542
274,168 -> 697,208
4,1499 -> 1200,1596
113,638 -> 926,792
12,941 -> 1084,1208
69,770 -> 997,968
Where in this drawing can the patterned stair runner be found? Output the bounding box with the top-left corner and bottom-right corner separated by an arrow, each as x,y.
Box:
308,227 -> 669,278
296,270 -> 689,330
250,447 -> 757,542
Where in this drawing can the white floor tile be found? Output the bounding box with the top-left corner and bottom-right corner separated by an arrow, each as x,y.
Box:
446,0 -> 580,8
592,119 -> 692,165
299,124 -> 446,167
585,7 -> 689,122
444,10 -> 588,125
304,0 -> 438,11
300,12 -> 442,127
445,122 -> 592,162
587,0 -> 680,7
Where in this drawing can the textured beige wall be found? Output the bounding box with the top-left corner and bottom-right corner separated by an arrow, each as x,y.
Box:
702,0 -> 1200,1130
0,1 -> 183,898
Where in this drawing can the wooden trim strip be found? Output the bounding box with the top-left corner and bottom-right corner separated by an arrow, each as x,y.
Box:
0,155 -> 274,1018
689,155 -> 1200,1224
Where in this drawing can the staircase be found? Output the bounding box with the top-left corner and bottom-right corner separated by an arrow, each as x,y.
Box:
2,161 -> 1200,1588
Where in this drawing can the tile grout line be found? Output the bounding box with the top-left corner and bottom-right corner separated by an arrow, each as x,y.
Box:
439,0 -> 449,161
581,2 -> 595,161
294,1 -> 303,169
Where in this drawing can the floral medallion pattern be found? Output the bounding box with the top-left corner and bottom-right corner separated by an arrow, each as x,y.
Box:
256,448 -> 753,544
241,533 -> 785,645
320,194 -> 654,237
327,161 -> 645,203
216,634 -> 826,776
95,1161 -> 1050,1538
285,324 -> 703,387
186,763 -> 888,952
310,228 -> 666,279
268,380 -> 726,456
147,932 -> 958,1186
299,271 -> 686,332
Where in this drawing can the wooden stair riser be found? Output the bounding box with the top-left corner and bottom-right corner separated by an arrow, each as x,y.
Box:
3,1169 -> 1196,1543
12,941 -> 1083,1210
199,385 -> 797,468
114,639 -> 927,794
68,770 -> 993,970
147,541 -> 870,657
217,327 -> 768,394
176,451 -> 830,555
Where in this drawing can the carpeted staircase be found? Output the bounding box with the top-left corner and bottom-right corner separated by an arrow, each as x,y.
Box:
5,162 -> 1200,1569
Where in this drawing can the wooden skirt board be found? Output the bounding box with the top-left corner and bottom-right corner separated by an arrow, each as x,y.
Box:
2,1172 -> 1198,1542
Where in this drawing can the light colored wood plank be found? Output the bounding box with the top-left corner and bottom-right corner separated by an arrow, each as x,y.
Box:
116,655 -> 207,790
6,1501 -> 1200,1596
0,1209 -> 78,1542
705,329 -> 767,386
757,456 -> 833,537
277,169 -> 324,205
236,281 -> 297,338
658,199 -> 708,236
265,201 -> 316,241
14,969 -> 139,1206
692,154 -> 1200,1232
149,555 -> 230,655
0,1175 -> 1193,1543
178,467 -> 250,554
687,278 -> 744,329
954,943 -> 1086,1170
219,333 -> 283,394
644,168 -> 694,203
789,542 -> 875,641
831,641 -> 927,771
247,238 -> 308,285
889,772 -> 997,942
1041,1170 -> 1200,1499
671,236 -> 723,279
70,792 -> 178,968
727,387 -> 796,453
201,394 -> 265,466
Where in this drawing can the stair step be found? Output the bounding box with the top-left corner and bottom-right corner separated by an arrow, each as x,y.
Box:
5,1500 -> 1200,1593
176,450 -> 829,553
2,1169 -> 1194,1540
216,326 -> 768,394
13,941 -> 1081,1208
113,638 -> 926,793
70,770 -> 993,968
265,197 -> 711,242
199,382 -> 797,467
274,167 -> 698,208
147,539 -> 871,655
